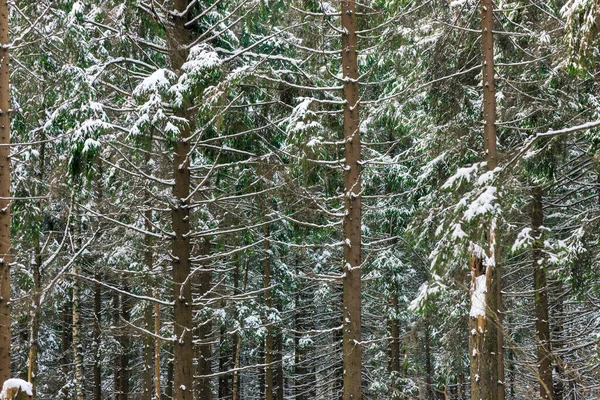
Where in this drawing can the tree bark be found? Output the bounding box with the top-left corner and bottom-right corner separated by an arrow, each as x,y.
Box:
93,272 -> 102,400
0,0 -> 10,382
425,320 -> 433,400
531,187 -> 552,400
120,283 -> 131,400
340,1 -> 362,399
93,159 -> 103,400
469,1 -> 502,399
28,139 -> 45,399
196,239 -> 212,400
264,225 -> 274,400
167,1 -> 193,398
390,291 -> 401,400
72,221 -> 85,400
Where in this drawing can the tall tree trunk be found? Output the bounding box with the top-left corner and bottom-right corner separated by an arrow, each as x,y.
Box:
167,1 -> 193,398
93,158 -> 103,400
232,256 -> 248,400
28,139 -> 45,398
60,294 -> 72,375
72,221 -> 85,400
264,224 -> 274,400
340,1 -> 362,399
154,301 -> 161,400
143,297 -> 154,400
218,326 -> 230,399
93,272 -> 102,400
113,289 -> 121,398
143,135 -> 155,400
469,1 -> 501,399
552,279 -> 564,400
120,282 -> 131,400
425,320 -> 433,400
532,187 -> 552,400
390,290 -> 401,400
0,0 -> 11,383
274,314 -> 283,400
196,239 -> 212,400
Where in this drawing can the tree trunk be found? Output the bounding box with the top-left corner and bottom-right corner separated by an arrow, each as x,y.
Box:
552,279 -> 564,400
232,256 -> 248,400
196,241 -> 212,400
167,1 -> 193,398
72,222 -> 85,400
28,139 -> 45,399
60,295 -> 72,375
425,320 -> 433,400
340,1 -> 362,399
469,1 -> 501,399
93,158 -> 103,400
142,136 -> 154,400
154,302 -> 161,400
120,283 -> 131,400
274,318 -> 283,400
264,224 -> 274,400
390,291 -> 401,400
93,273 -> 102,400
113,290 -> 121,399
143,299 -> 154,400
0,0 -> 10,382
531,187 -> 552,400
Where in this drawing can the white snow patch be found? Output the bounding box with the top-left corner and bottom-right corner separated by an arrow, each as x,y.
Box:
464,186 -> 498,221
181,44 -> 221,75
1,379 -> 33,398
470,275 -> 487,318
134,69 -> 176,97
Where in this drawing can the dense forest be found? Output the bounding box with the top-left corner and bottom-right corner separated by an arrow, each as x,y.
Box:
0,0 -> 598,399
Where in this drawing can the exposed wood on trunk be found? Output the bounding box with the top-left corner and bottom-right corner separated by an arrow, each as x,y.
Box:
469,1 -> 502,399
341,1 -> 362,399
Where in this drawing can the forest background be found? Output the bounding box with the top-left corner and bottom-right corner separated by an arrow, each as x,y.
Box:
0,0 -> 598,399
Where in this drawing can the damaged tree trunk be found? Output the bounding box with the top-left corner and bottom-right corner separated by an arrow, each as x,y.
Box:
469,1 -> 503,399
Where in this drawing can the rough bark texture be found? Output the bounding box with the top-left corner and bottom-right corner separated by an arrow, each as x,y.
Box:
0,0 -> 10,383
469,1 -> 502,399
532,187 -> 552,399
167,1 -> 193,399
341,1 -> 362,399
